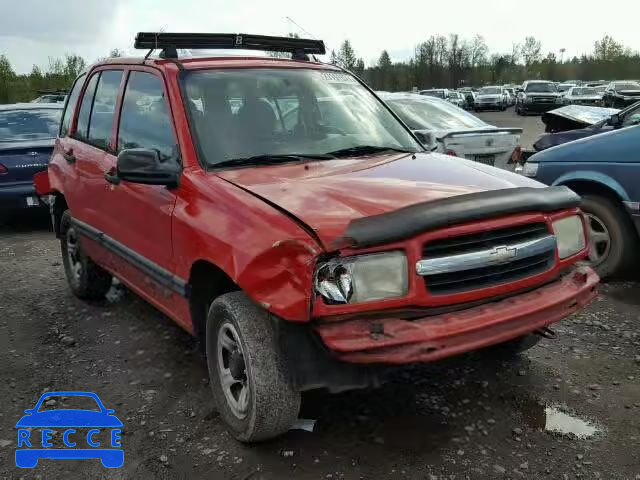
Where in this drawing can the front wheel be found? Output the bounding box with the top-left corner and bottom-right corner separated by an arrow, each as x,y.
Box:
206,292 -> 301,442
581,195 -> 638,279
60,211 -> 112,300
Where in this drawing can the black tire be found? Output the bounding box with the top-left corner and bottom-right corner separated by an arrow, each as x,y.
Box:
580,195 -> 638,279
206,292 -> 301,442
486,334 -> 541,358
60,211 -> 112,300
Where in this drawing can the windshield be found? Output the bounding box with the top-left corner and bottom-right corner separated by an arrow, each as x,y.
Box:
571,87 -> 596,96
479,87 -> 501,95
421,90 -> 445,99
525,83 -> 557,93
183,69 -> 420,167
558,84 -> 574,93
614,82 -> 640,91
386,97 -> 488,131
0,109 -> 61,142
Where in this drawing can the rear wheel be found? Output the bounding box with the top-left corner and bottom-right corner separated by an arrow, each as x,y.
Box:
206,292 -> 300,442
580,195 -> 637,279
60,211 -> 112,300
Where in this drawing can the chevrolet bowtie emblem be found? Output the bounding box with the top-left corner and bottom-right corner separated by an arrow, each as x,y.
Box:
489,245 -> 517,263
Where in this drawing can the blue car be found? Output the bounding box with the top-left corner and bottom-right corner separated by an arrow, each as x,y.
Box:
523,119 -> 640,279
15,391 -> 123,468
0,103 -> 62,219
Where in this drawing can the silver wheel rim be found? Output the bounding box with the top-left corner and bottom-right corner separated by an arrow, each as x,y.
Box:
586,213 -> 611,266
217,322 -> 250,419
66,227 -> 82,281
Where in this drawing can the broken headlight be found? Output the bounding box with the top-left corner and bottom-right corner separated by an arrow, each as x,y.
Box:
315,251 -> 408,304
552,215 -> 586,259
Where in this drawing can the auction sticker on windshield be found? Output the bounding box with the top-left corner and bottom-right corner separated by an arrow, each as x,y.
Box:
14,391 -> 123,468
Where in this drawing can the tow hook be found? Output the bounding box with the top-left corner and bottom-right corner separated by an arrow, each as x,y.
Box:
535,327 -> 556,339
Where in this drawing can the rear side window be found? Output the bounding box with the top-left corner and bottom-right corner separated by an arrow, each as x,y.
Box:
60,73 -> 86,137
88,70 -> 123,149
117,71 -> 177,162
75,73 -> 100,140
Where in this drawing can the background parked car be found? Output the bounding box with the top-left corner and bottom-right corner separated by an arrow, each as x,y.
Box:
557,83 -> 577,97
0,103 -> 63,219
516,81 -> 563,115
534,102 -> 639,150
602,81 -> 640,108
447,91 -> 467,109
419,89 -> 451,100
523,118 -> 640,278
562,86 -> 604,106
379,92 -> 522,170
474,86 -> 508,111
459,90 -> 476,109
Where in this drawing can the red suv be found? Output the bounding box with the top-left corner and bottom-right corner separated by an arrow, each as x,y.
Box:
35,33 -> 598,442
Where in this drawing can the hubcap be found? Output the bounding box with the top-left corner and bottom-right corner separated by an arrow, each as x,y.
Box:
66,227 -> 82,281
586,213 -> 611,266
217,323 -> 250,419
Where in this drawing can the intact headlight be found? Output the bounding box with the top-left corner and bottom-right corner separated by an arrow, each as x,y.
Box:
552,215 -> 586,259
522,162 -> 539,177
315,251 -> 408,304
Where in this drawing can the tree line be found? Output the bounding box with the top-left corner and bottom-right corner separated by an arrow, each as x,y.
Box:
1,35 -> 639,104
329,34 -> 640,91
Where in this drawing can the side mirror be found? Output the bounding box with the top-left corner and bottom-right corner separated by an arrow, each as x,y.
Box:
111,148 -> 180,187
608,114 -> 620,126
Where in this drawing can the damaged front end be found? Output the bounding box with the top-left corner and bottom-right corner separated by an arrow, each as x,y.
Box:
283,186 -> 597,391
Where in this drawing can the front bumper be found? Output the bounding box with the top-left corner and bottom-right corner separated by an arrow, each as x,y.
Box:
315,266 -> 598,365
0,182 -> 43,211
522,102 -> 561,113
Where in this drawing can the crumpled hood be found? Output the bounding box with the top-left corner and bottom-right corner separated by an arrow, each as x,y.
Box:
217,152 -> 542,248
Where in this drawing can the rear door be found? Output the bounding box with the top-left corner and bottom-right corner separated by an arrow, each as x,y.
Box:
67,69 -> 124,230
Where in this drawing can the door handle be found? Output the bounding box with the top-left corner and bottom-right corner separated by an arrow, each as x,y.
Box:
104,170 -> 121,186
63,149 -> 76,164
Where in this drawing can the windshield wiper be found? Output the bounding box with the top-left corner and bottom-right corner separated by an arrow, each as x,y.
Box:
325,145 -> 415,158
212,153 -> 335,169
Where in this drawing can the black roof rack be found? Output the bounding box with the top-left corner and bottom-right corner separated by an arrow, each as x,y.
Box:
134,32 -> 325,61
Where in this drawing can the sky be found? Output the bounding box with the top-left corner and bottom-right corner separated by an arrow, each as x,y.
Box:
1,0 -> 639,73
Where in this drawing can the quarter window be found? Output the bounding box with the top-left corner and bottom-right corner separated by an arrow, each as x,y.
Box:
117,71 -> 177,162
59,73 -> 86,137
75,73 -> 99,140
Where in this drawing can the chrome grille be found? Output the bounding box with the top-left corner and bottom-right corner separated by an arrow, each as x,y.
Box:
417,223 -> 555,295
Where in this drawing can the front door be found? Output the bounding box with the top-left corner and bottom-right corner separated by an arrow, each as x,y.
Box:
101,69 -> 180,304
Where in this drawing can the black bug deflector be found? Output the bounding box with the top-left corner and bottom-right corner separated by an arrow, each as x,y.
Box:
335,186 -> 580,249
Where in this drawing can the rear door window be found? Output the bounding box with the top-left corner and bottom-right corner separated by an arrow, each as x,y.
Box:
117,71 -> 177,162
59,73 -> 86,137
87,70 -> 123,149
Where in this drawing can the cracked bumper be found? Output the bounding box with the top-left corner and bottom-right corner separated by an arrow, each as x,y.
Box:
315,267 -> 598,365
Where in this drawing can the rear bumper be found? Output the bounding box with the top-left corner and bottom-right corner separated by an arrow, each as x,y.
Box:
0,182 -> 43,211
315,266 -> 598,365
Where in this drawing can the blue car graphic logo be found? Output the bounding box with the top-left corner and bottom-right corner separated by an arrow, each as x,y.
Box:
15,391 -> 123,468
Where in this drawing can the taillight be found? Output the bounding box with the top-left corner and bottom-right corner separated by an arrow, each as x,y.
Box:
509,146 -> 523,164
445,150 -> 458,157
0,163 -> 7,175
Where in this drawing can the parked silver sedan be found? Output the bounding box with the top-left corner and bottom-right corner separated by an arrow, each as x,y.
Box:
562,86 -> 604,106
474,86 -> 508,111
379,92 -> 523,170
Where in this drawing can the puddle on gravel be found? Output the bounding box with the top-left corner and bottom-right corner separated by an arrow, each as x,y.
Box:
521,402 -> 600,439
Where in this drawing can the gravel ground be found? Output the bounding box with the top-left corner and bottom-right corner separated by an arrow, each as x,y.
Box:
1,165 -> 640,478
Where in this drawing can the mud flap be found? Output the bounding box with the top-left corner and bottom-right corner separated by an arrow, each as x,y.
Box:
274,318 -> 389,393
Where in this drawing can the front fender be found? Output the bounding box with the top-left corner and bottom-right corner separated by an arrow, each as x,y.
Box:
552,170 -> 630,201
